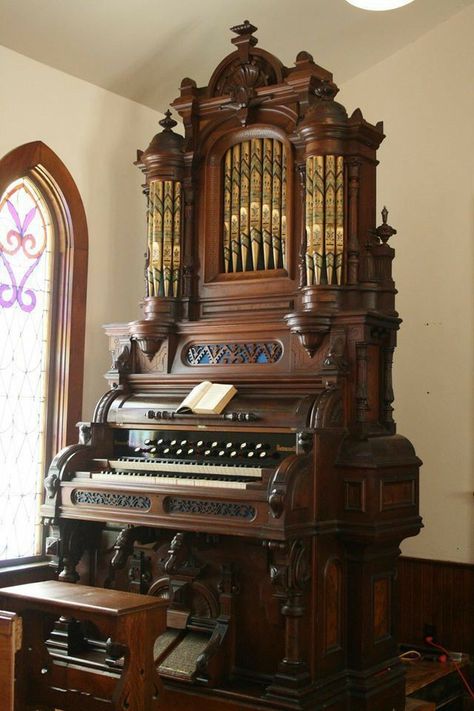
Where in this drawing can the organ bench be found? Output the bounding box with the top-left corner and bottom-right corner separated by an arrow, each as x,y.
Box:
0,580 -> 167,711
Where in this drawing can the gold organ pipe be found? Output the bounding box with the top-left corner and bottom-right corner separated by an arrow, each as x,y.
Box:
335,156 -> 344,285
271,140 -> 282,269
305,156 -> 315,286
324,155 -> 336,285
172,181 -> 182,297
250,138 -> 263,271
313,156 -> 325,285
146,181 -> 154,296
262,138 -> 273,270
240,140 -> 250,271
162,180 -> 173,297
152,180 -> 163,296
223,149 -> 232,273
281,157 -> 287,271
231,143 -> 241,272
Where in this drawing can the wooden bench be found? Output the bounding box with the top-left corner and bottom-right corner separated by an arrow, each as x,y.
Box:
0,580 -> 167,711
0,611 -> 22,711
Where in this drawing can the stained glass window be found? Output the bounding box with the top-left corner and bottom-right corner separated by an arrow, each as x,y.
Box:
0,177 -> 53,561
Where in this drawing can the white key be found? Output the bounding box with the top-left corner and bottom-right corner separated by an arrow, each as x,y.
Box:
108,459 -> 262,479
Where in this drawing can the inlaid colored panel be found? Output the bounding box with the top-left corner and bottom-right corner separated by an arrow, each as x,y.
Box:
373,576 -> 391,642
344,480 -> 366,512
185,342 -> 283,365
380,479 -> 415,511
324,559 -> 342,653
222,138 -> 287,273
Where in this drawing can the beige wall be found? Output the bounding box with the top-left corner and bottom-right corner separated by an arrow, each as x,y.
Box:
339,6 -> 474,563
0,44 -> 160,419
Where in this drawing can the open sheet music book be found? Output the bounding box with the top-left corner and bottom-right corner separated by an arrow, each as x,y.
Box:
176,381 -> 237,415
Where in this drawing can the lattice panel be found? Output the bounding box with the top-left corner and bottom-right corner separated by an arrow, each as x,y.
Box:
0,178 -> 53,561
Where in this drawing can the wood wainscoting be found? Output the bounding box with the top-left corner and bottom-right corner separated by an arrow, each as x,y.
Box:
398,556 -> 474,655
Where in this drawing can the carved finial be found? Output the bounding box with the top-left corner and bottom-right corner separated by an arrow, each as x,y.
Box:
230,20 -> 258,55
159,109 -> 177,132
374,206 -> 397,244
230,19 -> 258,37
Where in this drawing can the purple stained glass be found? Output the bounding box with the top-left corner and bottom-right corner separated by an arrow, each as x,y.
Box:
0,184 -> 47,312
0,178 -> 53,561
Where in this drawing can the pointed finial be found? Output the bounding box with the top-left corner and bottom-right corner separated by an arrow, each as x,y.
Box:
159,110 -> 178,132
374,206 -> 397,244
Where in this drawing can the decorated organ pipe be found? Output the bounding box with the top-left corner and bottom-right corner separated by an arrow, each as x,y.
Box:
240,141 -> 250,271
145,178 -> 182,298
250,138 -> 263,271
136,111 -> 184,302
222,138 -> 287,273
304,154 -> 345,286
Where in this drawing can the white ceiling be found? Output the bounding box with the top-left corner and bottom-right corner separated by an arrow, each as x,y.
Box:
0,0 -> 472,112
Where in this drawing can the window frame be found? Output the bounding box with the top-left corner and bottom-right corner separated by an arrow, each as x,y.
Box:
0,141 -> 88,572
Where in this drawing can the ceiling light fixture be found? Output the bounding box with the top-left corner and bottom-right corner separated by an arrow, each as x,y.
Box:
345,0 -> 415,10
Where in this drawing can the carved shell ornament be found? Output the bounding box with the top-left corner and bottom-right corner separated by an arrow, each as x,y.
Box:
216,58 -> 270,107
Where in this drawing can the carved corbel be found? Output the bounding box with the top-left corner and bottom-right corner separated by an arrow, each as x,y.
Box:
285,310 -> 331,358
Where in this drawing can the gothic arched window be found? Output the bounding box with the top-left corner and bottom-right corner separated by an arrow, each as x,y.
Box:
0,142 -> 88,563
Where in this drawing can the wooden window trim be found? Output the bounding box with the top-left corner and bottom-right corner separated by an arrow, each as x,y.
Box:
0,141 -> 88,567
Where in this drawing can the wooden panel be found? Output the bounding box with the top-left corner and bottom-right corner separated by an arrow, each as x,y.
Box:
324,559 -> 342,653
344,480 -> 365,512
373,576 -> 391,642
398,557 -> 474,654
380,479 -> 415,511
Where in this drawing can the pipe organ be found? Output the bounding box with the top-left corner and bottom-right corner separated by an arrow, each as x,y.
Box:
41,21 -> 422,711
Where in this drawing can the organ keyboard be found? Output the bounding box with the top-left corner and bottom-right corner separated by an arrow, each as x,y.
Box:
40,20 -> 421,711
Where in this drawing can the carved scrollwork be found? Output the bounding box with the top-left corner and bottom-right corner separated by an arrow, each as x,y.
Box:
311,385 -> 344,429
163,531 -> 187,574
266,539 -> 311,599
322,333 -> 349,374
93,384 -> 124,424
268,487 -> 285,519
111,340 -> 132,373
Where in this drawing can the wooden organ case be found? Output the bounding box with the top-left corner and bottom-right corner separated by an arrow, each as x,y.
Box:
42,21 -> 422,711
